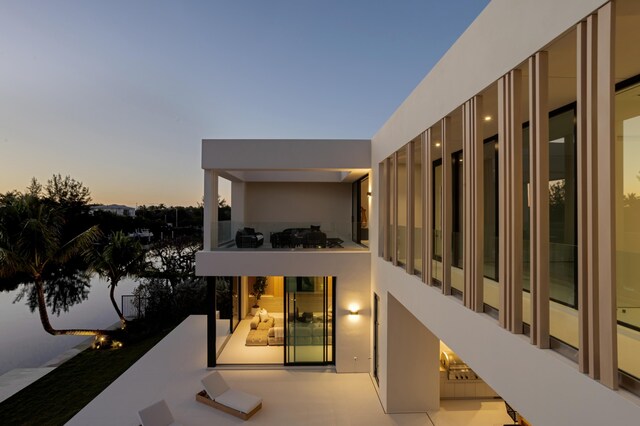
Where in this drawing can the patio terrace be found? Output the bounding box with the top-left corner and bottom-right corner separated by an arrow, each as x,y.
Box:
68,316 -> 513,425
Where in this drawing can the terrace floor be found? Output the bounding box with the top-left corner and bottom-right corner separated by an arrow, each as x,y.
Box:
68,315 -> 513,426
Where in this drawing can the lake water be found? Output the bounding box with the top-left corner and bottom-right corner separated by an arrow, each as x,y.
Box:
0,276 -> 138,376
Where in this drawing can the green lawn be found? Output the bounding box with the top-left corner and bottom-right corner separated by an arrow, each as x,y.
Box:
0,327 -> 172,426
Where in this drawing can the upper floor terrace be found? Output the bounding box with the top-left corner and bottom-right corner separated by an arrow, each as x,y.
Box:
200,139 -> 371,253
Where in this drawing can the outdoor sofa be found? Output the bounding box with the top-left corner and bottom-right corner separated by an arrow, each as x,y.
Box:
235,227 -> 264,248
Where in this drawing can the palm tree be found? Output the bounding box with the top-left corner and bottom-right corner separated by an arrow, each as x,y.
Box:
0,193 -> 106,336
89,231 -> 144,328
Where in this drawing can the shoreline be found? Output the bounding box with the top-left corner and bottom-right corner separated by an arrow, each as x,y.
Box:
0,321 -> 122,404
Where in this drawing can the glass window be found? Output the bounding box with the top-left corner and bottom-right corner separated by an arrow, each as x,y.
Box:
451,151 -> 464,295
483,138 -> 500,310
387,156 -> 395,261
379,162 -> 386,258
360,177 -> 369,247
522,106 -> 577,348
432,160 -> 443,284
615,79 -> 640,380
452,151 -> 464,269
548,107 -> 577,308
413,138 -> 423,277
484,139 -> 499,282
397,146 -> 408,266
353,176 -> 369,247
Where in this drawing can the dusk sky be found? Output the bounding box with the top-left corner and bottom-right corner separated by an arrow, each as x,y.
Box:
0,0 -> 489,206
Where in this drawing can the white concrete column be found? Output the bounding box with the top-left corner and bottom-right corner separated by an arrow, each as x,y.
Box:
203,170 -> 219,250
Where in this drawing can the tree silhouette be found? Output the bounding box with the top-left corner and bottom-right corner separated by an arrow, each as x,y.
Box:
0,193 -> 111,336
88,231 -> 145,328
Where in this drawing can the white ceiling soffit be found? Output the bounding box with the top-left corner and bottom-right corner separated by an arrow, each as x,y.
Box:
220,169 -> 369,183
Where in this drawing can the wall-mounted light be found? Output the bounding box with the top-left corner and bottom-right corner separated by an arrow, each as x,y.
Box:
435,142 -> 441,147
484,115 -> 492,122
348,304 -> 360,315
366,191 -> 372,197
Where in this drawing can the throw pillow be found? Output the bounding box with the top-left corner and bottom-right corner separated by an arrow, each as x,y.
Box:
259,309 -> 269,322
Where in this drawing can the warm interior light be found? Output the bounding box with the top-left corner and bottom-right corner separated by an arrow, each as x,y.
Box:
435,142 -> 441,147
367,191 -> 372,197
348,304 -> 360,315
484,115 -> 492,121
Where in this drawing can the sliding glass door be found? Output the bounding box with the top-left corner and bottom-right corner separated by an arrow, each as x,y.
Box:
284,276 -> 334,365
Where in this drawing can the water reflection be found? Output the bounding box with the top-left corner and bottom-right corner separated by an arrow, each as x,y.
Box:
13,266 -> 91,317
0,275 -> 137,375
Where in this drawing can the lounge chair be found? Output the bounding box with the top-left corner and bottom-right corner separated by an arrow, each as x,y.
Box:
138,399 -> 182,426
196,371 -> 262,420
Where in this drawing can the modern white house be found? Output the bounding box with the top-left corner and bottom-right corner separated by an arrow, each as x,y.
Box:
196,0 -> 640,424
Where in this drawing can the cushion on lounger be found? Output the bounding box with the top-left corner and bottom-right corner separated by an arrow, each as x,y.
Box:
201,372 -> 230,399
250,315 -> 260,329
245,329 -> 269,345
257,318 -> 274,330
215,389 -> 262,414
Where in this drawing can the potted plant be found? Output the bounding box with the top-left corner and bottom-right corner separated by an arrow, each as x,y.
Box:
250,276 -> 268,315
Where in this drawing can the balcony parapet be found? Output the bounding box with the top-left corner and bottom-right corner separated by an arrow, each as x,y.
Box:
211,221 -> 369,252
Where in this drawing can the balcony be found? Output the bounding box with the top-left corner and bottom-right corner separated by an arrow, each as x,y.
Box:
212,221 -> 368,251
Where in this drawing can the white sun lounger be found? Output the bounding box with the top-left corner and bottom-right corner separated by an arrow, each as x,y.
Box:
138,399 -> 182,426
196,371 -> 262,420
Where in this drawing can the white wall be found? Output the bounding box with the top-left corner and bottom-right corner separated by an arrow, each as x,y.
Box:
202,139 -> 370,170
386,293 -> 440,413
369,1 -> 640,423
244,182 -> 351,224
373,259 -> 640,425
371,0 -> 608,161
197,250 -> 371,373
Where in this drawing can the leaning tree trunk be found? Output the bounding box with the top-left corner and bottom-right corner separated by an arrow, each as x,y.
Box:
35,277 -> 115,337
109,280 -> 127,328
35,277 -> 57,335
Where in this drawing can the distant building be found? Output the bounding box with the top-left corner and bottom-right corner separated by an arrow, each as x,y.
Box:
127,229 -> 154,240
90,204 -> 136,217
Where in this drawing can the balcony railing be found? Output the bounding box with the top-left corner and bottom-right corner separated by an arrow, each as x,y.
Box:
212,221 -> 368,251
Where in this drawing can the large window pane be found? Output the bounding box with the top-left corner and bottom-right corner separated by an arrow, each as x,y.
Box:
616,80 -> 640,379
521,107 -> 578,347
387,155 -> 395,261
483,138 -> 500,309
360,177 -> 369,247
548,108 -> 577,308
413,138 -> 423,277
484,139 -> 499,282
432,160 -> 443,284
397,147 -> 408,266
451,151 -> 464,294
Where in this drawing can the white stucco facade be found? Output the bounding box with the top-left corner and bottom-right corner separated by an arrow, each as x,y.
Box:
197,1 -> 640,424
